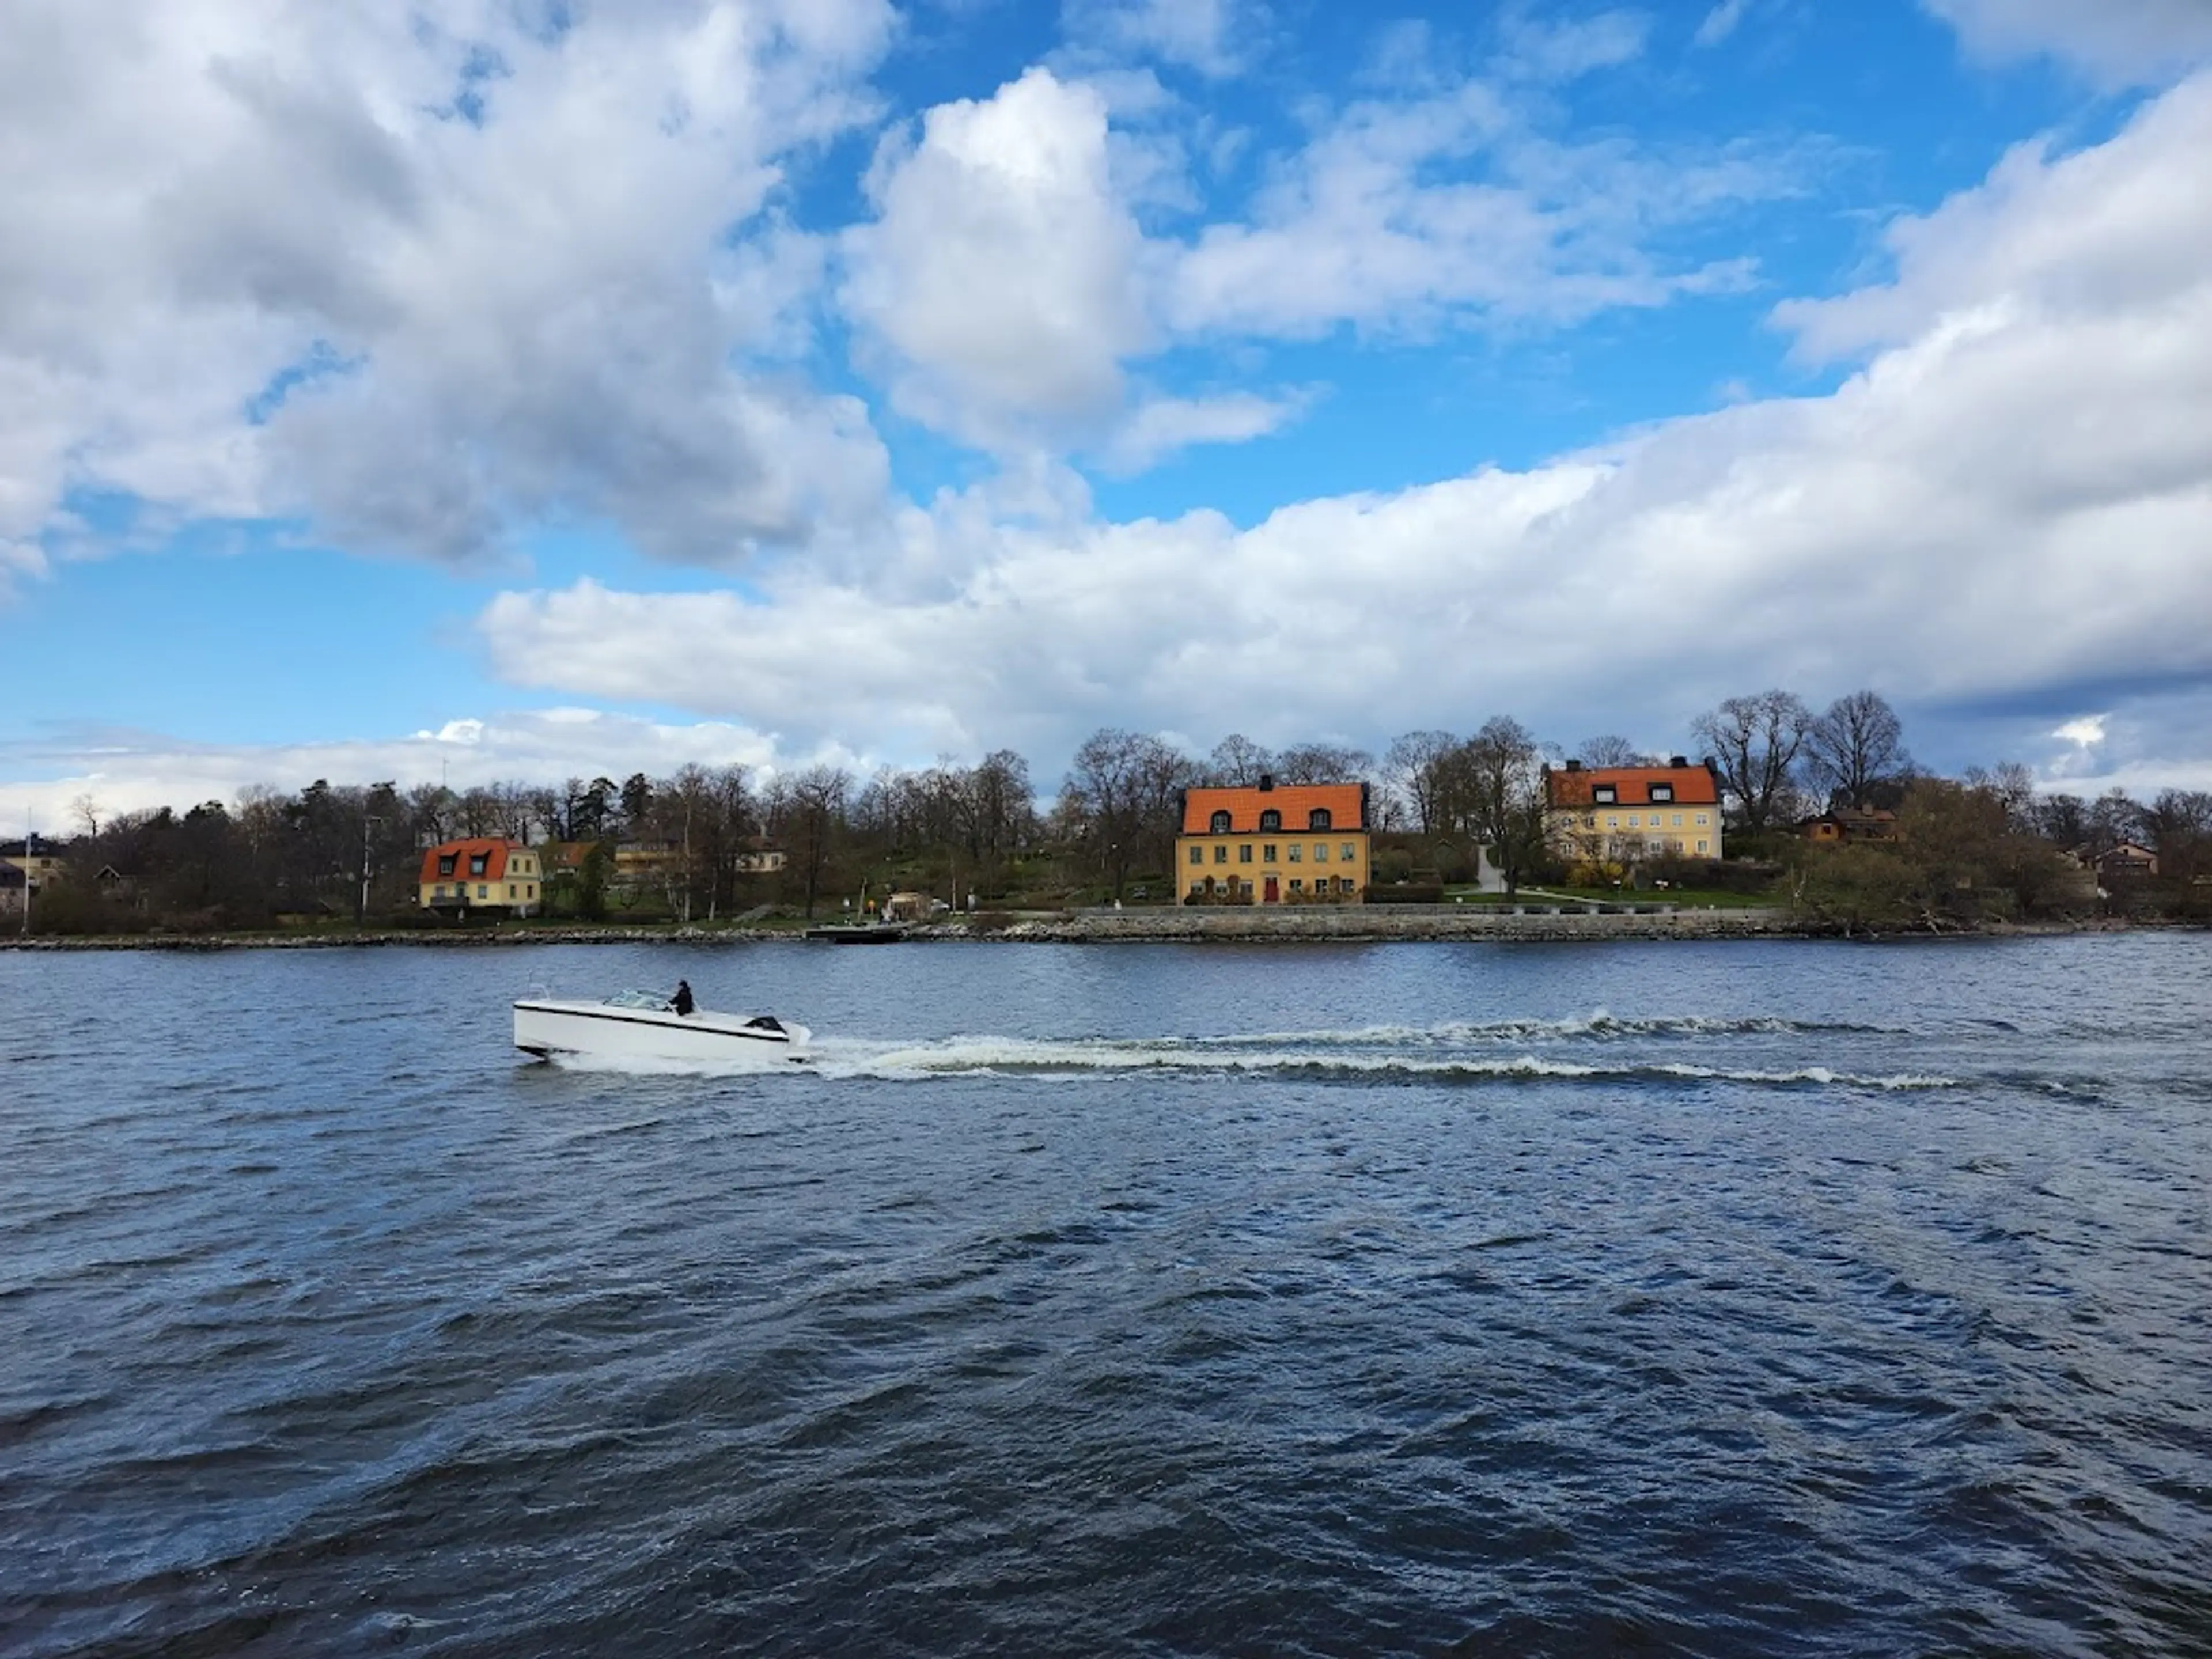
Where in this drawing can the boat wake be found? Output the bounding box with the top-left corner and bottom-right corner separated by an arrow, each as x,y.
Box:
805,1028 -> 1956,1092
535,1013 -> 1959,1092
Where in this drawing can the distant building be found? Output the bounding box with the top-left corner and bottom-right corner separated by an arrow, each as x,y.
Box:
2087,842 -> 2158,881
1176,778 -> 1370,904
419,838 -> 542,916
1546,758 -> 1724,866
735,838 -> 788,874
1796,806 -> 1899,844
0,862 -> 24,917
0,835 -> 67,891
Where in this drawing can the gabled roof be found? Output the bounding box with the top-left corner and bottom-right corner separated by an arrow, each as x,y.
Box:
1182,781 -> 1366,834
419,838 -> 527,885
1546,764 -> 1719,809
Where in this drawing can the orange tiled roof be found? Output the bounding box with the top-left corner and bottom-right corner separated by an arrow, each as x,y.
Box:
419,838 -> 525,885
1545,764 -> 1719,809
1182,782 -> 1366,835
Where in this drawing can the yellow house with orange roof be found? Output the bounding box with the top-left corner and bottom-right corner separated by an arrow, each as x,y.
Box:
1176,778 -> 1371,904
419,838 -> 543,915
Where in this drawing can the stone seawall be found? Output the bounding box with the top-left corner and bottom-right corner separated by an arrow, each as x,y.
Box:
960,907 -> 1796,943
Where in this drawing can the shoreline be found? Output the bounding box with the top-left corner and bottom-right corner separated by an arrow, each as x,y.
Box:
0,909 -> 2171,952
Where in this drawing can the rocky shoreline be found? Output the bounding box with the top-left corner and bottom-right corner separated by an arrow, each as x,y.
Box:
1,906 -> 2164,950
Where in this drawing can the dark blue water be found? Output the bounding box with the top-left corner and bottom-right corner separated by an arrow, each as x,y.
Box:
2,935 -> 2207,1657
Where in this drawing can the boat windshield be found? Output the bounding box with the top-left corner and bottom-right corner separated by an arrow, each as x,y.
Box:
603,989 -> 675,1010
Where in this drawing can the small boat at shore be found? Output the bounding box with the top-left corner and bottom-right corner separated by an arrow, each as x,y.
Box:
513,990 -> 810,1062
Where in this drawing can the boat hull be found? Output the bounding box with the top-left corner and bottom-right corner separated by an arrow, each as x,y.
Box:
513,999 -> 809,1062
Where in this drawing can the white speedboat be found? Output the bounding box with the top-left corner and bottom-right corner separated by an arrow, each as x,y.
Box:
513,990 -> 810,1062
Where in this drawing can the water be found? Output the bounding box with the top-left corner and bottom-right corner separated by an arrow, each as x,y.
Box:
1,935 -> 2207,1657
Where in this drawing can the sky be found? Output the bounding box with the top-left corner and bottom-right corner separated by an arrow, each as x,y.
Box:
4,0 -> 2211,825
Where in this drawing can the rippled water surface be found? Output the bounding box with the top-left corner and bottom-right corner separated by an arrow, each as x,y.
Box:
3,935 -> 2208,1657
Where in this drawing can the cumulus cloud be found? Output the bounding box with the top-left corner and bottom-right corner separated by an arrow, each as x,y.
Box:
0,0 -> 895,571
842,45 -> 1801,459
842,68 -> 1152,448
1923,0 -> 2212,86
481,72 -> 2212,782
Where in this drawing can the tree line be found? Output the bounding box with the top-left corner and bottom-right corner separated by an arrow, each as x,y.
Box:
14,688 -> 2210,933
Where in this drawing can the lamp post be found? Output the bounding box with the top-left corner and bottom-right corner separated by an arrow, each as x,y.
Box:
358,814 -> 384,927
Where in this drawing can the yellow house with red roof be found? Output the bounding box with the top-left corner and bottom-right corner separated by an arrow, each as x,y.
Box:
1544,758 -> 1724,866
1176,778 -> 1371,904
419,838 -> 542,916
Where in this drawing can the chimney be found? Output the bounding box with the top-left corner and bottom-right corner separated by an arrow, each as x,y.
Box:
1563,759 -> 1582,771
1669,755 -> 1688,769
1257,774 -> 1274,791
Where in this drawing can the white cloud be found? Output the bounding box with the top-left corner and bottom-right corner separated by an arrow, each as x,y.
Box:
1062,0 -> 1263,78
1923,0 -> 2212,86
2054,715 -> 2109,748
1495,9 -> 1652,81
1694,0 -> 1754,49
1097,390 -> 1310,473
840,51 -> 1801,459
1162,85 -> 1779,339
842,69 -> 1152,449
0,0 -> 896,571
479,72 -> 2212,783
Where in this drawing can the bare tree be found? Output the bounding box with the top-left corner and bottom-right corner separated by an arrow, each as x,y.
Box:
1207,734 -> 1274,786
1692,691 -> 1814,833
1275,742 -> 1372,785
781,766 -> 850,919
1384,730 -> 1458,837
1450,717 -> 1551,895
1575,735 -> 1653,769
1804,691 -> 1911,809
1062,729 -> 1194,900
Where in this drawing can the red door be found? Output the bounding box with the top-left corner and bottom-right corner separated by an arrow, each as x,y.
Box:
1263,876 -> 1279,903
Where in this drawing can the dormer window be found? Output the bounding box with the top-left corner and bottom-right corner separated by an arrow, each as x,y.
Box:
469,853 -> 488,876
1209,810 -> 1232,835
1308,808 -> 1332,831
1259,809 -> 1281,832
1650,784 -> 1673,803
1593,785 -> 1618,804
437,855 -> 456,877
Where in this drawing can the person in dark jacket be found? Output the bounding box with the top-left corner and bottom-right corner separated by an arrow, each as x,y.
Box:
671,979 -> 695,1016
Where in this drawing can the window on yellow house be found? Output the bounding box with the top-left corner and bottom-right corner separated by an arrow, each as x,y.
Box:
1214,845 -> 1228,863
1263,844 -> 1278,862
1314,843 -> 1328,862
1239,844 -> 1253,863
1189,846 -> 1202,865
1287,843 -> 1302,862
1340,843 -> 1354,862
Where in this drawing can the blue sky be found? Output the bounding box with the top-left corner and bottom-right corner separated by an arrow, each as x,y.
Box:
3,0 -> 2211,821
